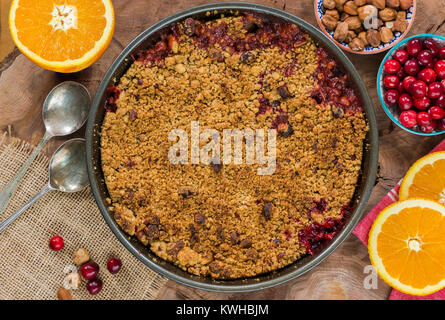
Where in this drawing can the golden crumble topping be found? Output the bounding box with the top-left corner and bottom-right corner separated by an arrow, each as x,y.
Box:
100,13 -> 368,279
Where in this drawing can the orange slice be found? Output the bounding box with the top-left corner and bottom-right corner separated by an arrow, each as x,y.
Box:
9,0 -> 114,73
368,198 -> 445,296
399,151 -> 445,202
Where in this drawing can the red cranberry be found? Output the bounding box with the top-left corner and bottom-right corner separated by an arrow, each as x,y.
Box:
402,76 -> 416,91
384,89 -> 399,105
409,80 -> 428,98
384,75 -> 399,89
420,121 -> 437,133
438,118 -> 445,131
384,59 -> 401,74
417,111 -> 432,126
86,279 -> 103,295
435,60 -> 445,79
413,96 -> 431,110
400,110 -> 417,128
442,79 -> 445,91
429,106 -> 445,120
393,49 -> 409,65
396,68 -> 406,80
398,93 -> 413,111
107,257 -> 122,274
49,236 -> 64,251
435,95 -> 445,108
80,261 -> 99,280
424,39 -> 440,56
428,82 -> 443,99
440,47 -> 445,60
418,68 -> 437,84
418,50 -> 434,66
404,59 -> 420,76
406,38 -> 423,57
397,81 -> 405,93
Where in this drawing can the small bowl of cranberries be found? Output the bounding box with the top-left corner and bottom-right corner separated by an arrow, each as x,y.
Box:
378,34 -> 445,135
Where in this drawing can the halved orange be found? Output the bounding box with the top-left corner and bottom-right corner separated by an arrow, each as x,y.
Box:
9,0 -> 114,73
399,151 -> 445,203
368,198 -> 445,296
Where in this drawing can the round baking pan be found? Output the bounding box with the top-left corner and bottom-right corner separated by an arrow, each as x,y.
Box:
86,2 -> 378,292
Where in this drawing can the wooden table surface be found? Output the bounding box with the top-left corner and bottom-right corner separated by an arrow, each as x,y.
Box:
1,0 -> 445,300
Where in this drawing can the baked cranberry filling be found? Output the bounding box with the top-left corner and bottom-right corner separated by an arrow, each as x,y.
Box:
298,205 -> 351,255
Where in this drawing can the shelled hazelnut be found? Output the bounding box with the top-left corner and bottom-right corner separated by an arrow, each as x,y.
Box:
321,0 -> 413,51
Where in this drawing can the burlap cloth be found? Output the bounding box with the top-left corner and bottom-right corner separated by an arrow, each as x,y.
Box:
0,134 -> 167,300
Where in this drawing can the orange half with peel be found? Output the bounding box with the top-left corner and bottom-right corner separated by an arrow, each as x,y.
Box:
399,151 -> 445,202
368,198 -> 445,296
9,0 -> 114,73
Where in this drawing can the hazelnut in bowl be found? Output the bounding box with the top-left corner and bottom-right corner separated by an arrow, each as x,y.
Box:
315,0 -> 416,54
378,34 -> 445,135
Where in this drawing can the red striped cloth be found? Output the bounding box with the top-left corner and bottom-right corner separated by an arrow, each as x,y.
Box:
353,139 -> 445,300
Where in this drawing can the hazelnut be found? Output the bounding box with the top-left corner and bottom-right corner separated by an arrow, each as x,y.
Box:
345,16 -> 362,30
386,0 -> 400,8
65,272 -> 82,290
345,30 -> 356,43
358,31 -> 369,46
370,0 -> 385,9
380,27 -> 394,43
57,287 -> 72,300
379,8 -> 397,21
367,29 -> 381,47
343,1 -> 358,15
393,19 -> 409,32
399,0 -> 413,10
325,9 -> 340,21
341,12 -> 351,21
397,11 -> 406,20
334,21 -> 349,42
354,0 -> 367,5
323,0 -> 337,9
358,5 -> 378,21
349,37 -> 365,51
322,14 -> 339,30
335,0 -> 348,10
72,248 -> 90,265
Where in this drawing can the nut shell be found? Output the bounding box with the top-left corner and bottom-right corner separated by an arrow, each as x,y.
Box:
400,0 -> 413,10
322,14 -> 339,30
380,27 -> 394,43
366,29 -> 381,47
334,21 -> 349,42
72,248 -> 90,265
379,8 -> 397,22
349,37 -> 365,51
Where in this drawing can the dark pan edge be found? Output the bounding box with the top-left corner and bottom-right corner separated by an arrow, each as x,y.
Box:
86,2 -> 378,293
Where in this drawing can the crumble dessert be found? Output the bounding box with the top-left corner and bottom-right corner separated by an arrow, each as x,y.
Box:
100,13 -> 368,279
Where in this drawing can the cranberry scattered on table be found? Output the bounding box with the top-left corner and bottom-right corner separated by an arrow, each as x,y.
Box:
80,261 -> 99,280
86,279 -> 103,295
49,236 -> 64,251
382,38 -> 445,133
107,257 -> 122,274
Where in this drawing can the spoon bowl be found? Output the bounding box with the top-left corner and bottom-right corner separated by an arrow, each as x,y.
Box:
49,139 -> 89,192
43,81 -> 90,137
0,138 -> 89,233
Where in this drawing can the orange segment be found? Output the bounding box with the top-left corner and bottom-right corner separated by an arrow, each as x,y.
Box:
369,198 -> 445,296
9,0 -> 114,73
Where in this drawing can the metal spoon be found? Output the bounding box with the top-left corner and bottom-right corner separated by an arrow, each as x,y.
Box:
0,138 -> 88,233
0,81 -> 90,215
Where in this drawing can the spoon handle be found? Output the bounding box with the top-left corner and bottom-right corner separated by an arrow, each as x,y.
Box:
0,132 -> 52,215
0,184 -> 53,233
